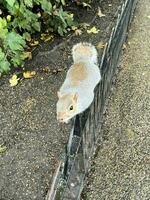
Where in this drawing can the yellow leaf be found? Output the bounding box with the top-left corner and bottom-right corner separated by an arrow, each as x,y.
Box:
23,51 -> 32,59
40,33 -> 46,40
82,2 -> 91,8
147,15 -> 150,19
9,75 -> 20,87
80,22 -> 90,29
30,40 -> 39,46
44,35 -> 54,42
6,15 -> 11,22
0,145 -> 7,153
40,34 -> 54,42
37,12 -> 41,18
23,71 -> 36,79
97,7 -> 105,18
126,128 -> 135,139
87,26 -> 100,34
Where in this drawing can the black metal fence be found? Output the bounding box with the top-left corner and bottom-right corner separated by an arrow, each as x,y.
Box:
46,0 -> 138,199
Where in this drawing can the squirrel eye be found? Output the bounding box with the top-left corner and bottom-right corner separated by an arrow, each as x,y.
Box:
69,105 -> 73,110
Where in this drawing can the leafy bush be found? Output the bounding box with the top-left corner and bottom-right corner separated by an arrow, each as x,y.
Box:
0,0 -> 75,74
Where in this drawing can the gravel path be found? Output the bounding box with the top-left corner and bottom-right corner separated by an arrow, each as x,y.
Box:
0,1 -> 123,199
82,0 -> 150,199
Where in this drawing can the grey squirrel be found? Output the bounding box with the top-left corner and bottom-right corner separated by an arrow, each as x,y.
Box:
56,42 -> 101,123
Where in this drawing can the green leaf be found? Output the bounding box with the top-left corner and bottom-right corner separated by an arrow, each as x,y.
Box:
32,21 -> 41,32
6,32 -> 26,51
0,60 -> 10,73
17,19 -> 32,32
58,26 -> 64,36
5,0 -> 15,7
24,0 -> 33,7
61,0 -> 65,6
66,14 -> 75,27
13,2 -> 39,33
23,32 -> 31,41
0,48 -> 5,61
59,7 -> 67,26
0,48 -> 10,73
11,53 -> 26,67
0,17 -> 7,28
41,0 -> 52,14
0,17 -> 8,39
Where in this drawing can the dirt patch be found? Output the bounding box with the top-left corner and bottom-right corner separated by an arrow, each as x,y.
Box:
0,0 -> 124,199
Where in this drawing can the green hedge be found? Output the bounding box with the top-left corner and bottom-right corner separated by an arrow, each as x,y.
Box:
0,0 -> 75,74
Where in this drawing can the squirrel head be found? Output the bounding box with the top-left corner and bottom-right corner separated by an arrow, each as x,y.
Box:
56,92 -> 78,123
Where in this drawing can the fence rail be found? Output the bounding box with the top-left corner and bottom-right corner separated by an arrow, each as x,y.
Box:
46,0 -> 138,199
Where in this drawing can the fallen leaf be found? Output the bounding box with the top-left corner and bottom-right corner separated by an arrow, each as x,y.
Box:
44,35 -> 54,42
30,40 -> 39,46
23,51 -> 32,59
0,145 -> 7,153
97,7 -> 105,17
127,128 -> 135,139
80,22 -> 90,29
40,33 -> 54,42
97,42 -> 106,49
40,33 -> 46,40
9,74 -> 20,87
82,2 -> 91,8
23,71 -> 36,78
75,29 -> 83,36
87,26 -> 100,34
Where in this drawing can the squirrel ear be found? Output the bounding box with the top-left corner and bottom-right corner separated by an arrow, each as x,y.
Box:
57,91 -> 62,98
73,93 -> 78,102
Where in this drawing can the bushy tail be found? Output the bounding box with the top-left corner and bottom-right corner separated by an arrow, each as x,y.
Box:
72,42 -> 98,64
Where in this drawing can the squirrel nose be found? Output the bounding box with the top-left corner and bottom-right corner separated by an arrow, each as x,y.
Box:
57,116 -> 64,122
57,112 -> 65,122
